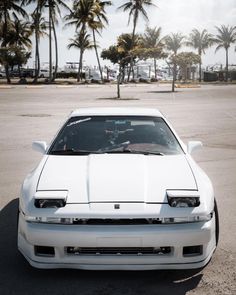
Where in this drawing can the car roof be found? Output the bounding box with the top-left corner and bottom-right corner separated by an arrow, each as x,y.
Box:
70,107 -> 163,118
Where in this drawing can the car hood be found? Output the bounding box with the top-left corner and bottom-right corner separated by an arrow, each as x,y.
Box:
37,154 -> 197,204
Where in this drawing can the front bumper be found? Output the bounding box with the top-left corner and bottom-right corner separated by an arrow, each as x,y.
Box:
18,213 -> 216,270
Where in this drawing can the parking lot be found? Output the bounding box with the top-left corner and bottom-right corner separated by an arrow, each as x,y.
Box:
0,83 -> 235,295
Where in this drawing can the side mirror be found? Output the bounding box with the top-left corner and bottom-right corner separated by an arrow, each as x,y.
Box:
187,141 -> 203,154
32,141 -> 47,154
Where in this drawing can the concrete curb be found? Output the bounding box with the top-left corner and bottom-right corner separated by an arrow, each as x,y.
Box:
175,84 -> 201,89
56,85 -> 75,88
25,86 -> 44,89
0,86 -> 13,89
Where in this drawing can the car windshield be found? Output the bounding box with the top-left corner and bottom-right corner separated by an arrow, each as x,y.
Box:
49,116 -> 183,155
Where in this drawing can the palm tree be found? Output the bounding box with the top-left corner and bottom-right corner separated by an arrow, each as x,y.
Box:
0,1 -> 27,46
165,33 -> 185,91
47,0 -> 70,81
0,0 -> 27,83
142,26 -> 164,79
20,0 -> 45,81
90,0 -> 112,81
7,18 -> 32,48
118,0 -> 156,42
0,17 -> 32,77
68,31 -> 94,81
30,9 -> 48,82
7,18 -> 32,76
23,0 -> 70,82
65,0 -> 95,31
214,25 -> 236,81
186,29 -> 214,82
117,33 -> 142,81
65,0 -> 97,81
118,0 -> 157,80
65,0 -> 111,82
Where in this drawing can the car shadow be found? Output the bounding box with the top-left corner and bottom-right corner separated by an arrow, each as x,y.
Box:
0,199 -> 203,295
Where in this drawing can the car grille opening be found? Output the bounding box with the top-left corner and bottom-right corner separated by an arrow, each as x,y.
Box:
34,246 -> 55,257
72,218 -> 162,225
183,245 -> 203,257
66,247 -> 172,256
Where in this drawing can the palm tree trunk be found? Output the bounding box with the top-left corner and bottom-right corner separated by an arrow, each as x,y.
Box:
128,15 -> 137,81
92,29 -> 103,82
172,63 -> 176,92
154,58 -> 157,79
225,48 -> 229,82
78,49 -> 84,82
48,3 -> 53,82
5,65 -> 11,84
34,29 -> 40,83
117,64 -> 121,99
52,16 -> 58,81
199,61 -> 202,82
3,11 -> 11,84
117,79 -> 121,98
185,66 -> 188,81
77,24 -> 86,82
33,6 -> 40,83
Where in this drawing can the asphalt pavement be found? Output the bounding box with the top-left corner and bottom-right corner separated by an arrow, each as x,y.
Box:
0,83 -> 235,295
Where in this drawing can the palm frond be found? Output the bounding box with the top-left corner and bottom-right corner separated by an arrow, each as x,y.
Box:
215,44 -> 224,53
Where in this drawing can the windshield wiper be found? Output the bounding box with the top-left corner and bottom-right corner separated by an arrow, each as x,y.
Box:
50,149 -> 100,155
103,148 -> 164,155
105,150 -> 164,155
126,149 -> 164,155
50,146 -> 164,156
98,141 -> 164,155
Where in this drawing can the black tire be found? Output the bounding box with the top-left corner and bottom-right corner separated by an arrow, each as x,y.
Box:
17,209 -> 19,228
214,199 -> 219,247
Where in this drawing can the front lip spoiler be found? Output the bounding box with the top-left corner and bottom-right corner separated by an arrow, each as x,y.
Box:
18,246 -> 216,270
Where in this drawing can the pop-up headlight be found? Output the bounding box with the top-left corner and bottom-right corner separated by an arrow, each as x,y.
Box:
167,191 -> 200,208
34,191 -> 68,208
34,199 -> 66,208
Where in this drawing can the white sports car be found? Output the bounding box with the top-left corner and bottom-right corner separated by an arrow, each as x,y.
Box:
18,107 -> 219,270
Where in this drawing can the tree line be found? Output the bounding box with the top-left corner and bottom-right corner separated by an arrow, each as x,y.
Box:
0,0 -> 236,88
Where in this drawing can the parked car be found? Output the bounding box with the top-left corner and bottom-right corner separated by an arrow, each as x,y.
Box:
0,71 -> 6,78
137,70 -> 151,82
18,107 -> 219,270
8,68 -> 34,78
9,69 -> 20,77
87,70 -> 102,83
21,69 -> 34,78
39,69 -> 50,78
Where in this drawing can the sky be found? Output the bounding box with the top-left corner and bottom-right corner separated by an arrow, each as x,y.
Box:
27,0 -> 236,69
